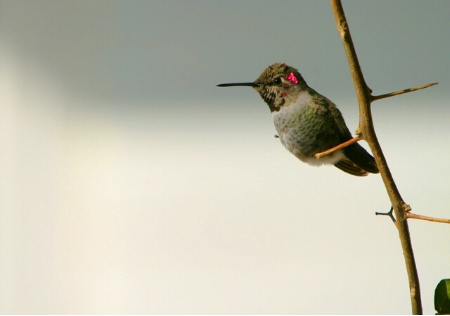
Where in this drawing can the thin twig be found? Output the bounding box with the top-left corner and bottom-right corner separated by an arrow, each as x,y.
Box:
406,212 -> 450,224
314,136 -> 362,158
331,1 -> 423,314
372,82 -> 438,101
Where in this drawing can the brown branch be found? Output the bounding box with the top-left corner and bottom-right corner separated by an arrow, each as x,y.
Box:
406,212 -> 450,224
315,82 -> 437,159
372,82 -> 438,101
314,136 -> 362,158
331,1 -> 423,314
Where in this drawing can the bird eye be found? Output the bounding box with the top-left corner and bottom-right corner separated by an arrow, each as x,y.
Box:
273,78 -> 282,85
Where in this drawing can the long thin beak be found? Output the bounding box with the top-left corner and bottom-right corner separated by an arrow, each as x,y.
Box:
217,82 -> 259,87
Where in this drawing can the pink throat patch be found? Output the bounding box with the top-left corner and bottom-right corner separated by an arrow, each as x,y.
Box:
286,72 -> 298,85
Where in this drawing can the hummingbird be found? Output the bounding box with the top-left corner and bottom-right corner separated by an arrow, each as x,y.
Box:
217,63 -> 379,176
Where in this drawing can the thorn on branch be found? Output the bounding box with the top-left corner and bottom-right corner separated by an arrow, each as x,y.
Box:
371,82 -> 438,102
376,206 -> 396,223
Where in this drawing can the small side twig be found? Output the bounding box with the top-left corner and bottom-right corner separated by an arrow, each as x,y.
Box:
406,212 -> 450,224
372,82 -> 438,101
314,136 -> 362,158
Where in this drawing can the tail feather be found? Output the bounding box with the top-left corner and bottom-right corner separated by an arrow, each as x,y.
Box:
343,143 -> 379,174
334,158 -> 369,177
333,143 -> 379,177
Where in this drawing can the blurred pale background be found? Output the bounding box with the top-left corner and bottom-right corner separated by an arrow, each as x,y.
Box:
1,0 -> 449,314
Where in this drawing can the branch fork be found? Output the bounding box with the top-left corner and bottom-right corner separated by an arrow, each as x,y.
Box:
329,1 -> 443,314
314,81 -> 437,159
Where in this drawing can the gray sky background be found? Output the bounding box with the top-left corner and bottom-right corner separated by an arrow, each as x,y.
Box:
1,0 -> 449,314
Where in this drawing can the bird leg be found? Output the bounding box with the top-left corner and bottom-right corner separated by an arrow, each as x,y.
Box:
314,136 -> 362,159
